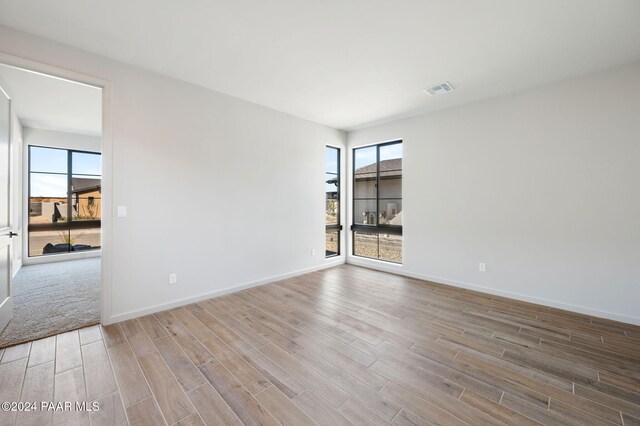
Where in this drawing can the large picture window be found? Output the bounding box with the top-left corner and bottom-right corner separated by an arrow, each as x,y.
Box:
325,146 -> 341,257
352,141 -> 402,263
28,146 -> 101,257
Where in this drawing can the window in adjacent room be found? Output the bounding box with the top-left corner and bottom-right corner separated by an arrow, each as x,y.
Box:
352,140 -> 402,263
28,146 -> 102,256
325,146 -> 341,257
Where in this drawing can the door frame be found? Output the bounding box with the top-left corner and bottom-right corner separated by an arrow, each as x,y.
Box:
0,51 -> 114,325
0,75 -> 14,333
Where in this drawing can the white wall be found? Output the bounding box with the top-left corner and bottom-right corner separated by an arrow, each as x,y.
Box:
22,127 -> 101,152
348,62 -> 640,325
0,25 -> 346,322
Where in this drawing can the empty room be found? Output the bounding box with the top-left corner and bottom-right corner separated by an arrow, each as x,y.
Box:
0,1 -> 638,425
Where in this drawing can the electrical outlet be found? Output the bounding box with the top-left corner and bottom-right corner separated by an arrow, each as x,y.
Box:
169,273 -> 177,285
117,206 -> 127,217
479,263 -> 486,272
311,248 -> 316,256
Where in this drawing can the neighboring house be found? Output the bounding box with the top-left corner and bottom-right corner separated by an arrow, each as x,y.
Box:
29,198 -> 67,223
353,158 -> 402,226
325,177 -> 339,225
29,178 -> 101,224
71,177 -> 101,220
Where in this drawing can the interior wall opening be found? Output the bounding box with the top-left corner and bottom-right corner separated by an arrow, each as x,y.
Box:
0,62 -> 103,349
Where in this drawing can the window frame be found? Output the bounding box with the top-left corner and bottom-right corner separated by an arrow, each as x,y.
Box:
325,145 -> 342,257
351,140 -> 403,262
28,145 -> 102,257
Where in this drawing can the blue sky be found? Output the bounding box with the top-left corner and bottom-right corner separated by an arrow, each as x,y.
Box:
325,143 -> 402,192
355,142 -> 402,169
326,143 -> 403,173
30,147 -> 101,197
325,146 -> 338,173
325,147 -> 339,192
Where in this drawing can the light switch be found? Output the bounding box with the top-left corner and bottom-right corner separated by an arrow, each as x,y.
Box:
117,206 -> 127,217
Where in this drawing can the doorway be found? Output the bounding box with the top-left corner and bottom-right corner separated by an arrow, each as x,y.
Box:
0,62 -> 105,348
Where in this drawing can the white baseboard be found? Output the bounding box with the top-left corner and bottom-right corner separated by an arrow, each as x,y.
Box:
347,256 -> 640,326
347,255 -> 404,273
12,259 -> 22,279
108,254 -> 639,327
107,257 -> 346,325
23,249 -> 101,266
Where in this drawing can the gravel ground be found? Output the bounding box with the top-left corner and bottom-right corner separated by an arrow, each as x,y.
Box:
354,233 -> 402,263
326,232 -> 338,254
325,232 -> 402,263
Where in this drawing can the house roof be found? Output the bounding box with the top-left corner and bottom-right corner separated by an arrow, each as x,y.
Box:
72,178 -> 101,194
354,158 -> 402,180
325,158 -> 402,186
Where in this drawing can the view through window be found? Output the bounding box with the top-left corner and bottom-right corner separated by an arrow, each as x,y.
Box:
352,141 -> 402,263
325,146 -> 341,256
28,146 -> 102,256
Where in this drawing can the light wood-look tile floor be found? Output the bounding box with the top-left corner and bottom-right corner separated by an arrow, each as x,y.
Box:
1,264 -> 639,425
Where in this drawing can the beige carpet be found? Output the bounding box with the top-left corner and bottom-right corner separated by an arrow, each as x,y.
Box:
0,258 -> 100,349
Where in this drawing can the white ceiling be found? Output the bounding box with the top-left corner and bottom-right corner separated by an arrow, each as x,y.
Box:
0,64 -> 102,136
0,0 -> 638,131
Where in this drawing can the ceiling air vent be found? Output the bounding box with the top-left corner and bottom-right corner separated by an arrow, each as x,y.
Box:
424,81 -> 454,96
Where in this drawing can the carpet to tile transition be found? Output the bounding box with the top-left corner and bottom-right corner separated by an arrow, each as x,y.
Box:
0,258 -> 101,348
